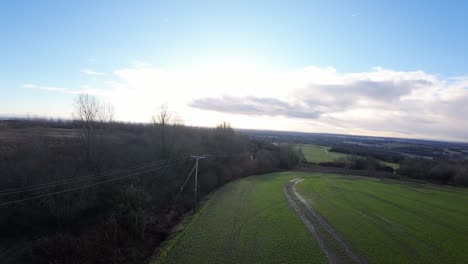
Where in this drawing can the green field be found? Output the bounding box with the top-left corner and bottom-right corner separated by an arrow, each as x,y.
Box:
380,160 -> 400,170
155,172 -> 468,264
155,172 -> 327,264
299,144 -> 400,169
298,144 -> 347,163
297,174 -> 468,263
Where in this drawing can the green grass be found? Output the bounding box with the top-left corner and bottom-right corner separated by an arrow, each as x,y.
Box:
296,174 -> 468,264
380,160 -> 400,170
298,144 -> 347,163
155,172 -> 327,264
299,144 -> 400,169
155,171 -> 467,264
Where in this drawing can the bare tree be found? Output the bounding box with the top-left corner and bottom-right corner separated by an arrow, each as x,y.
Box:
98,103 -> 115,123
152,104 -> 171,126
73,94 -> 100,124
172,113 -> 184,126
152,104 -> 174,158
73,94 -> 113,169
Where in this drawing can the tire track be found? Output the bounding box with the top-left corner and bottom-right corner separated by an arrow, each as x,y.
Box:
284,178 -> 368,264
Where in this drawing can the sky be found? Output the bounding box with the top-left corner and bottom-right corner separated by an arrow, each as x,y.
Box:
1,0 -> 468,141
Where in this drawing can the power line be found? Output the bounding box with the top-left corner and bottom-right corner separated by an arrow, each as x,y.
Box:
0,155 -> 188,194
1,152 -> 252,208
203,153 -> 252,158
0,152 -> 250,196
0,156 -> 189,196
0,158 -> 188,197
171,162 -> 197,209
170,153 -> 251,212
0,159 -> 187,207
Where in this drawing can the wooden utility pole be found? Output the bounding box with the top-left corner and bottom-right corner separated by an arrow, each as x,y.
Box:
190,155 -> 205,213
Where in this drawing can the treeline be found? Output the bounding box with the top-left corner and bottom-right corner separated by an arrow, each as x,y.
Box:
319,156 -> 395,173
0,96 -> 301,264
330,142 -> 468,160
399,158 -> 468,186
329,144 -> 404,163
309,151 -> 468,186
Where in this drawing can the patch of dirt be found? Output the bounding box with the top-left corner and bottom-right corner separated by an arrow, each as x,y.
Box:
284,178 -> 368,264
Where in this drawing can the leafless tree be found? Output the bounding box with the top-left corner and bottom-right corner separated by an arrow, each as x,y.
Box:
73,94 -> 100,124
172,113 -> 184,126
73,94 -> 113,169
99,103 -> 115,123
152,104 -> 171,126
152,104 -> 174,157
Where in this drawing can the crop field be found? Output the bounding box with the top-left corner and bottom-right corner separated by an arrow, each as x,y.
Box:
297,174 -> 468,264
155,172 -> 468,264
298,144 -> 347,163
380,160 -> 400,170
155,172 -> 327,264
299,144 -> 400,169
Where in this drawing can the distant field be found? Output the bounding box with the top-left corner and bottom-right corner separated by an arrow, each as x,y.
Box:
156,172 -> 468,264
298,144 -> 348,163
380,160 -> 400,170
381,142 -> 416,149
0,127 -> 80,141
299,144 -> 399,169
297,174 -> 468,264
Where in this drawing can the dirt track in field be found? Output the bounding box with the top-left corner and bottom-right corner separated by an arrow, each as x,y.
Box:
283,178 -> 368,264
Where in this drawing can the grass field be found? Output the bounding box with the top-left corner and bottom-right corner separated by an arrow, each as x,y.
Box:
155,172 -> 468,264
297,174 -> 468,264
299,144 -> 400,169
380,160 -> 400,170
298,144 -> 348,163
155,172 -> 327,264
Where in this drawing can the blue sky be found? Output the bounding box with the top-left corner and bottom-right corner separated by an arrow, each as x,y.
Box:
1,1 -> 468,141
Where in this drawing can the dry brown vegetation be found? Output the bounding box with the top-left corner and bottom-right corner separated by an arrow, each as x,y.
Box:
0,102 -> 301,264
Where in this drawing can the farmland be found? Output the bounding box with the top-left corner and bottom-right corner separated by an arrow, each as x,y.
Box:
298,144 -> 348,163
380,160 -> 400,170
298,144 -> 400,169
155,171 -> 468,264
296,174 -> 468,263
155,172 -> 328,264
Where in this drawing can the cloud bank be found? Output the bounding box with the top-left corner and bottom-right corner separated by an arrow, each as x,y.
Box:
187,66 -> 468,141
24,64 -> 468,141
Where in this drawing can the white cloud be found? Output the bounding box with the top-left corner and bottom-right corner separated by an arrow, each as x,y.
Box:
24,84 -> 68,92
23,84 -> 111,97
80,69 -> 105,76
24,64 -> 468,141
